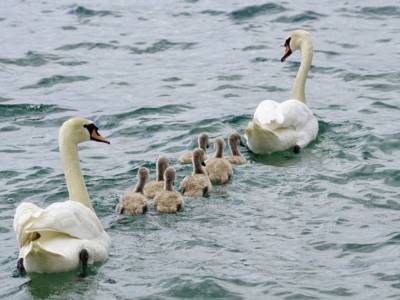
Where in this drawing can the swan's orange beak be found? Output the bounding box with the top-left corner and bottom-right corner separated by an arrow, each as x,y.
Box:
91,130 -> 110,144
281,45 -> 292,62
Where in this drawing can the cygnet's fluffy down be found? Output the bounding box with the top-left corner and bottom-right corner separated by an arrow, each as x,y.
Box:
154,167 -> 184,213
144,156 -> 169,199
205,138 -> 233,185
226,132 -> 247,165
117,167 -> 148,215
180,148 -> 212,197
179,133 -> 209,164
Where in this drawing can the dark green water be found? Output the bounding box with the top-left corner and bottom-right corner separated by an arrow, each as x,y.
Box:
1,1 -> 400,299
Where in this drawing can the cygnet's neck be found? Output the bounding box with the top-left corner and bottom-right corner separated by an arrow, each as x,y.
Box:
59,129 -> 93,210
291,39 -> 313,103
164,178 -> 174,191
193,156 -> 205,175
135,176 -> 146,193
229,138 -> 240,156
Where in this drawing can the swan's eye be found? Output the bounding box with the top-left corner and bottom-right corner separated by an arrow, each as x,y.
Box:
284,37 -> 291,48
83,123 -> 98,134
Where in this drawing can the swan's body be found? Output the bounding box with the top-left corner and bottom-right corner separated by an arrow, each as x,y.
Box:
117,167 -> 148,215
245,30 -> 319,154
13,118 -> 111,274
180,148 -> 212,197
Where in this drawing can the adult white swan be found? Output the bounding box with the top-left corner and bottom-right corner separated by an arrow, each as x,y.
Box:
13,118 -> 111,276
245,30 -> 318,154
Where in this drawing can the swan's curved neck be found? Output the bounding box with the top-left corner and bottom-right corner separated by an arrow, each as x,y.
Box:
291,40 -> 313,103
59,132 -> 93,210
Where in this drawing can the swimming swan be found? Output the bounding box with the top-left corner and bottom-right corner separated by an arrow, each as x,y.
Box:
245,30 -> 318,154
13,118 -> 111,276
117,167 -> 149,215
179,133 -> 209,164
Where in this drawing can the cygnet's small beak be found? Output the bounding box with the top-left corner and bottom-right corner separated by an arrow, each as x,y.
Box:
201,161 -> 206,167
91,130 -> 110,144
280,45 -> 292,62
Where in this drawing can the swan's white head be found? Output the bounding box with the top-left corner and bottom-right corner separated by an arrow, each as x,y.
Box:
59,117 -> 110,145
281,30 -> 312,62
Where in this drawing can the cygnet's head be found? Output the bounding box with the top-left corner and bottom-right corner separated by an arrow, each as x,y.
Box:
157,156 -> 169,181
198,133 -> 209,150
59,117 -> 110,145
138,167 -> 149,181
214,138 -> 225,158
281,29 -> 312,62
229,132 -> 241,143
193,148 -> 206,168
164,166 -> 176,191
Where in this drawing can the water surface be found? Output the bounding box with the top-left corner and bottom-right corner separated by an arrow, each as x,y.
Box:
1,0 -> 400,299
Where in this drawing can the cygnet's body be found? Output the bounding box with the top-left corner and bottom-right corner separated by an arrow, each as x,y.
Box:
154,167 -> 184,213
179,133 -> 209,164
205,138 -> 233,185
180,148 -> 212,197
144,156 -> 169,199
226,133 -> 247,165
117,167 -> 148,215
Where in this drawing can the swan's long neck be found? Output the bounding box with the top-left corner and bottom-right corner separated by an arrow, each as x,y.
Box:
59,132 -> 93,210
291,40 -> 313,103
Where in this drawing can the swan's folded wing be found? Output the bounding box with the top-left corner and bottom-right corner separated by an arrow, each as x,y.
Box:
15,201 -> 104,247
278,100 -> 314,129
254,100 -> 284,129
14,202 -> 44,248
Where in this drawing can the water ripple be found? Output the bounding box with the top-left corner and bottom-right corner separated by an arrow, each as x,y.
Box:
273,11 -> 325,23
128,40 -> 196,55
56,42 -> 117,51
68,5 -> 120,18
21,75 -> 90,89
229,3 -> 286,21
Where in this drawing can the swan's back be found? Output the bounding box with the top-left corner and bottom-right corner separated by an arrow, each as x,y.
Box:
14,201 -> 105,248
254,99 -> 314,130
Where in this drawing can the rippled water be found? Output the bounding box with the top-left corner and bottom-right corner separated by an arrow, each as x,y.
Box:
1,0 -> 400,299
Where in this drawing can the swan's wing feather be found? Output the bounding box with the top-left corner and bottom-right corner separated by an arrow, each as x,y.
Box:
253,100 -> 284,129
278,99 -> 314,129
15,201 -> 104,246
14,202 -> 44,247
254,99 -> 314,130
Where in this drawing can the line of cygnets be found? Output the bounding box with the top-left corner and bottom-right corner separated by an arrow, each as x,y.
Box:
116,132 -> 246,215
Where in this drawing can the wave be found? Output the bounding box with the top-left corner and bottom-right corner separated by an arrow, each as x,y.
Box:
229,3 -> 286,21
20,75 -> 90,89
0,103 -> 69,119
68,5 -> 119,18
56,42 -> 117,51
128,39 -> 196,55
273,11 -> 325,23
